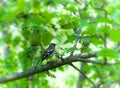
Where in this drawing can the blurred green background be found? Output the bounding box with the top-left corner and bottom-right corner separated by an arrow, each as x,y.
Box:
0,0 -> 120,88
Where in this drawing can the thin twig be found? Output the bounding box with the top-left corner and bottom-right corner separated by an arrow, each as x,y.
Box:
69,63 -> 97,88
103,33 -> 107,64
70,29 -> 81,56
103,8 -> 108,64
79,34 -> 101,39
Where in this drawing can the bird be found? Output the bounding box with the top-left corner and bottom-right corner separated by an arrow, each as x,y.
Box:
41,43 -> 56,62
36,43 -> 56,67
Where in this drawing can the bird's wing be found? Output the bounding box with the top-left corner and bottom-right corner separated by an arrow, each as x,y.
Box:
41,49 -> 54,61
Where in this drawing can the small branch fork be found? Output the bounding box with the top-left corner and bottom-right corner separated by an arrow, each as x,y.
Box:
70,63 -> 97,88
69,28 -> 103,87
69,28 -> 97,87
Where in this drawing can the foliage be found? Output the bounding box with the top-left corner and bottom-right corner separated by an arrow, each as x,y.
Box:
0,0 -> 120,88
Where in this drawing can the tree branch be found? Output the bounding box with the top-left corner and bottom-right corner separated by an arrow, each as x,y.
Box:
70,63 -> 97,88
0,51 -> 116,83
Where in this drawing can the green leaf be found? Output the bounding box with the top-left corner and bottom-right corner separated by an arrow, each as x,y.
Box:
41,30 -> 54,46
89,38 -> 102,46
112,9 -> 120,24
79,19 -> 87,27
64,48 -> 73,53
109,29 -> 120,42
97,48 -> 117,58
66,33 -> 77,43
62,22 -> 73,29
65,4 -> 77,12
57,66 -> 65,71
22,28 -> 31,40
55,29 -> 67,43
12,36 -> 21,47
96,25 -> 110,34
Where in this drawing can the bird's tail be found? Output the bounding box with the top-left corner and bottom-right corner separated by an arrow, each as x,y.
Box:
36,58 -> 43,67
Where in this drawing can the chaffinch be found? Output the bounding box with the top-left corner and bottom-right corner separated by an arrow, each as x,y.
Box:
35,43 -> 56,67
41,43 -> 56,62
36,43 -> 56,67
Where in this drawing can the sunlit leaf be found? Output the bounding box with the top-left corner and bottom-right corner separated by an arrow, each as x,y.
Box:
109,29 -> 120,42
97,48 -> 117,58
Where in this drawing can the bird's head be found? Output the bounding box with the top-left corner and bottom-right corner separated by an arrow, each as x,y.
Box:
49,43 -> 56,48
